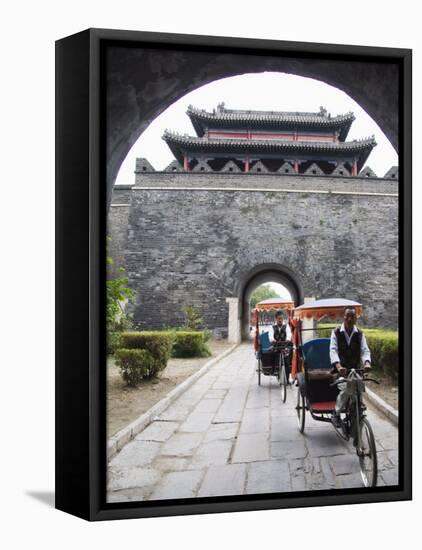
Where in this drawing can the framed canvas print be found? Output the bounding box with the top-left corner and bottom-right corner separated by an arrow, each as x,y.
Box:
55,28 -> 412,521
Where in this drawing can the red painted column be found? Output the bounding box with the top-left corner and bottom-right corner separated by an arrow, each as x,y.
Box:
183,156 -> 189,172
245,157 -> 250,172
352,160 -> 357,176
294,160 -> 299,174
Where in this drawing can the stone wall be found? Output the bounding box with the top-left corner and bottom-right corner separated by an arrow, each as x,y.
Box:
107,186 -> 132,278
108,173 -> 398,331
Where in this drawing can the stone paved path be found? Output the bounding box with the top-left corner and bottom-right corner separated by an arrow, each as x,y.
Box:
107,344 -> 399,502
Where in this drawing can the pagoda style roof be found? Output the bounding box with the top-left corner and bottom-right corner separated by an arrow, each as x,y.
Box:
162,130 -> 376,170
187,104 -> 355,141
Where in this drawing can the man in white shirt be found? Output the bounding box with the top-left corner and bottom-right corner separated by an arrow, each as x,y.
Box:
329,307 -> 371,426
266,311 -> 292,344
263,310 -> 292,378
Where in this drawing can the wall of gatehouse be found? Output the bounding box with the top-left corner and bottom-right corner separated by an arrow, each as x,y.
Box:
107,171 -> 398,332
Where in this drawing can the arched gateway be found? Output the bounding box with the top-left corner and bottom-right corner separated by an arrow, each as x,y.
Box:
239,264 -> 302,341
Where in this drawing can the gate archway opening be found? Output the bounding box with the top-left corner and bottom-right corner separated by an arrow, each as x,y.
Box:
240,264 -> 303,340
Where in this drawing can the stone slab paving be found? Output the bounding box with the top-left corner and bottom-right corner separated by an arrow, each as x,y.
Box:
107,344 -> 399,502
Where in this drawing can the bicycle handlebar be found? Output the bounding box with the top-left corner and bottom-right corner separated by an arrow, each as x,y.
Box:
329,378 -> 345,387
330,375 -> 380,387
272,342 -> 291,350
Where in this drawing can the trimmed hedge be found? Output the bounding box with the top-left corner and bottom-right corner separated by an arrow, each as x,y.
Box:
114,330 -> 212,386
317,324 -> 398,380
119,331 -> 174,371
171,331 -> 211,358
365,331 -> 398,381
114,349 -> 158,386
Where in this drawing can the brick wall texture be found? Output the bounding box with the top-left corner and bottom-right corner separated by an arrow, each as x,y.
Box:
108,173 -> 398,331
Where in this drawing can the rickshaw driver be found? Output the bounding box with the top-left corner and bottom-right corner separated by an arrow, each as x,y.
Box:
267,310 -> 292,345
266,310 -> 293,379
329,307 -> 372,427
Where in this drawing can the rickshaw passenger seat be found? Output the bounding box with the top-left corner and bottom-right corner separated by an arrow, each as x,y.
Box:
302,338 -> 331,371
303,338 -> 338,402
259,331 -> 276,368
259,331 -> 272,352
303,339 -> 333,382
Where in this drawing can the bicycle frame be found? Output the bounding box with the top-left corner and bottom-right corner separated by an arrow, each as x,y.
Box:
335,369 -> 369,445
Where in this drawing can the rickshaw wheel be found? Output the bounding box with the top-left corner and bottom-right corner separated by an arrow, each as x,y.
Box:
358,417 -> 378,487
280,364 -> 287,403
296,387 -> 306,433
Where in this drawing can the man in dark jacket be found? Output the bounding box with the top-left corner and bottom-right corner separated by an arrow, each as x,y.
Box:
330,307 -> 371,426
267,310 -> 292,379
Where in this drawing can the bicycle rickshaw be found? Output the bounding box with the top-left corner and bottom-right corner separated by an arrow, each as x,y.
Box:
253,298 -> 294,402
290,298 -> 379,487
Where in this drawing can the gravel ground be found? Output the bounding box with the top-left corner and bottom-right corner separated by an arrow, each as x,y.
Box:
369,371 -> 399,410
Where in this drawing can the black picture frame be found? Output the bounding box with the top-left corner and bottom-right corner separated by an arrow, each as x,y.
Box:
55,28 -> 412,521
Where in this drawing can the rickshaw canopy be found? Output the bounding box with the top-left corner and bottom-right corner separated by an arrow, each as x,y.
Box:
254,298 -> 295,312
252,298 -> 295,352
293,298 -> 363,321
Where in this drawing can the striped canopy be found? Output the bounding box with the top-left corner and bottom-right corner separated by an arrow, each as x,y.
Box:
293,298 -> 362,320
254,298 -> 295,312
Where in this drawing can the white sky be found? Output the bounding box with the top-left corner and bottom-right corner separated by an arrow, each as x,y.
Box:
266,283 -> 292,300
115,72 -> 398,185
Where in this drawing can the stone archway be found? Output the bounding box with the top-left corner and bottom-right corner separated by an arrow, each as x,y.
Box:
106,43 -> 399,206
236,263 -> 304,341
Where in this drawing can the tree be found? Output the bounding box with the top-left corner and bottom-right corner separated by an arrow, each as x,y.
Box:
183,305 -> 203,331
250,284 -> 282,309
106,237 -> 135,332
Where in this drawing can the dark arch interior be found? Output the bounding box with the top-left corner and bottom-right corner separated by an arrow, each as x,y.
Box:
240,265 -> 303,340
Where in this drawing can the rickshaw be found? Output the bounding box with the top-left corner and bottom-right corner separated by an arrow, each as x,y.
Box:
253,298 -> 294,402
290,298 -> 380,487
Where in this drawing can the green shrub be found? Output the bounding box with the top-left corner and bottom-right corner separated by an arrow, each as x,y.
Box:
183,305 -> 203,331
107,331 -> 122,355
317,324 -> 398,380
171,331 -> 211,358
316,325 -> 334,338
114,349 -> 158,386
366,332 -> 398,381
120,331 -> 174,371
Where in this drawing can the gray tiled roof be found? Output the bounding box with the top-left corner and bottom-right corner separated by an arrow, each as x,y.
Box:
187,104 -> 355,140
163,130 -> 376,154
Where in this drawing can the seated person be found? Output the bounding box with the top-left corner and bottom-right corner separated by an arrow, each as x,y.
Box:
262,310 -> 292,378
330,307 -> 372,426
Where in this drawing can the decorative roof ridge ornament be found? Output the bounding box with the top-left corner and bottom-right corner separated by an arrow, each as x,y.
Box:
187,104 -> 355,124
